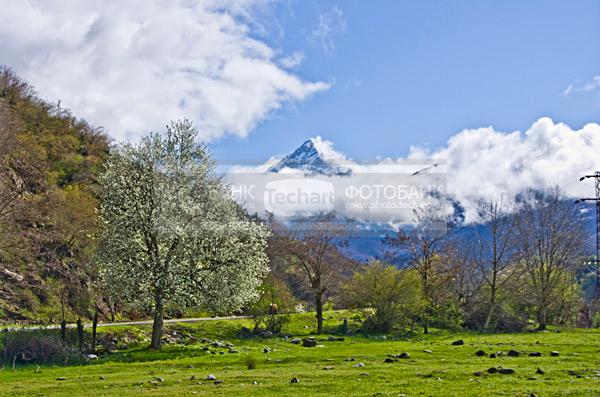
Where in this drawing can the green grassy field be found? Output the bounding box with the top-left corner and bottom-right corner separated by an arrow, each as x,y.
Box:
1,311 -> 599,396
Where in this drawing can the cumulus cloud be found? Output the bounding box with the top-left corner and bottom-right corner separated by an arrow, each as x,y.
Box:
0,0 -> 329,141
227,118 -> 600,226
309,6 -> 347,54
408,117 -> 600,222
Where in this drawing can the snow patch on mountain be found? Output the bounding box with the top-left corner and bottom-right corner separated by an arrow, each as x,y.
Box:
267,136 -> 352,176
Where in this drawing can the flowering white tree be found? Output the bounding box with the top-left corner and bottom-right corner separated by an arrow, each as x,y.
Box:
97,120 -> 269,349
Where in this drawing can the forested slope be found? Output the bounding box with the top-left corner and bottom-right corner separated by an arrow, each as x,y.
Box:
0,68 -> 109,323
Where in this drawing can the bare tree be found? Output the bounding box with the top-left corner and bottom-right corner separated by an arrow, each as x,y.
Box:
470,198 -> 519,330
515,187 -> 586,330
444,236 -> 479,319
270,212 -> 355,334
387,207 -> 449,334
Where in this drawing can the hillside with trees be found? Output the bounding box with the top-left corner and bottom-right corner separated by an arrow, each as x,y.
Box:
0,68 -> 109,324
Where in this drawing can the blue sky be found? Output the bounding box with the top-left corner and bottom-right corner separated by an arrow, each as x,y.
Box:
4,0 -> 600,219
211,0 -> 600,162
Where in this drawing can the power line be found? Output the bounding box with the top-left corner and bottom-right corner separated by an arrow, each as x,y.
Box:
576,171 -> 600,313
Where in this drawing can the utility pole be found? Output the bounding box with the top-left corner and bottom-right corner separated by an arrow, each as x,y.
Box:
576,171 -> 600,325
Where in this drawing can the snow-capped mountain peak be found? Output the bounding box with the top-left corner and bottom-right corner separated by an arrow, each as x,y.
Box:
267,136 -> 351,175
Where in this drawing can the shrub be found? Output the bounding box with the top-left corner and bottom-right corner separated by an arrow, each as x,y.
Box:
249,276 -> 295,333
1,330 -> 80,366
245,355 -> 257,370
341,262 -> 423,333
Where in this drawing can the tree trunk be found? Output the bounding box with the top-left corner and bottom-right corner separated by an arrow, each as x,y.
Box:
423,315 -> 429,334
76,318 -> 84,353
315,292 -> 324,335
2,329 -> 8,368
150,292 -> 164,349
483,286 -> 496,331
60,320 -> 67,341
537,306 -> 547,331
91,309 -> 98,354
108,296 -> 116,322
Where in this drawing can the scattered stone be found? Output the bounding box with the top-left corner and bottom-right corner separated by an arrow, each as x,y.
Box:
229,349 -> 239,353
451,339 -> 464,346
263,347 -> 271,353
99,376 -> 105,380
322,366 -> 335,370
528,352 -> 542,357
530,394 -> 538,397
56,377 -> 67,381
507,350 -> 520,357
252,381 -> 258,385
498,368 -> 515,375
187,364 -> 195,369
473,371 -> 483,377
260,331 -> 273,338
214,379 -> 224,385
489,353 -> 497,358
190,375 -> 196,380
240,327 -> 251,336
212,341 -> 224,348
85,354 -> 98,360
290,377 -> 300,383
475,350 -> 486,356
397,352 -> 411,359
344,357 -> 356,362
352,362 -> 365,368
423,349 -> 432,353
487,367 -> 498,374
550,351 -> 560,357
384,358 -> 396,363
327,335 -> 337,341
290,338 -> 301,344
358,372 -> 369,377
207,374 -> 217,381
536,367 -> 545,375
152,377 -> 164,383
302,338 -> 317,348
527,376 -> 538,380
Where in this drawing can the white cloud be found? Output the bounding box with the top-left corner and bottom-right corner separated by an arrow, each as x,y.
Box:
408,117 -> 600,222
563,76 -> 600,97
0,0 -> 329,141
309,6 -> 347,54
228,118 -> 600,225
279,51 -> 305,69
310,136 -> 347,161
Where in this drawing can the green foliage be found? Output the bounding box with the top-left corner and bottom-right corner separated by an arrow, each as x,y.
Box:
1,330 -> 80,366
249,276 -> 295,333
342,262 -> 423,333
244,355 -> 258,370
0,67 -> 109,323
